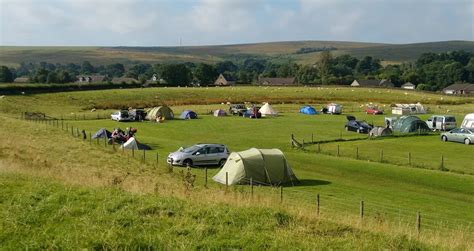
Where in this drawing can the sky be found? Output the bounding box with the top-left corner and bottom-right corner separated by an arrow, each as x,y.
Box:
0,0 -> 473,46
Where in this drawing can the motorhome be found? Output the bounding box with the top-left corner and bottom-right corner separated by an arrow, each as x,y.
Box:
461,113 -> 474,130
426,115 -> 456,131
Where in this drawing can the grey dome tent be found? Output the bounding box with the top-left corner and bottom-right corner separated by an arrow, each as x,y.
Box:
212,148 -> 298,186
392,116 -> 430,133
369,127 -> 393,137
145,106 -> 174,120
213,109 -> 227,117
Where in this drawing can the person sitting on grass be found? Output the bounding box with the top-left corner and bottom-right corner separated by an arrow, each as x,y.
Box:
111,128 -> 126,143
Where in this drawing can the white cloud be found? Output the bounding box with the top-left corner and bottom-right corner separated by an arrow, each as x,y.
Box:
0,0 -> 472,46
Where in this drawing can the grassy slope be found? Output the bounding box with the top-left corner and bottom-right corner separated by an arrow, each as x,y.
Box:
0,118 -> 433,250
2,40 -> 474,67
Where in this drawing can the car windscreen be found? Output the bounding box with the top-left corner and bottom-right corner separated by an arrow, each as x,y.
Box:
444,117 -> 456,122
359,121 -> 370,127
121,111 -> 129,116
182,145 -> 201,153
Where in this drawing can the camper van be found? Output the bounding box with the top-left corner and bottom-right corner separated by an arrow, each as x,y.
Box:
327,103 -> 342,114
426,115 -> 456,131
461,113 -> 474,130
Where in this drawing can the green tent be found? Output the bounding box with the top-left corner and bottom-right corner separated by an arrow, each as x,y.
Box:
212,148 -> 298,186
392,115 -> 430,133
145,106 -> 174,120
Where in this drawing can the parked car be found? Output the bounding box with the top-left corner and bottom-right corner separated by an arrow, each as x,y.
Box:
229,104 -> 247,116
366,107 -> 384,115
426,115 -> 456,131
167,144 -> 230,167
345,115 -> 373,133
111,110 -> 132,122
441,128 -> 473,145
129,109 -> 146,121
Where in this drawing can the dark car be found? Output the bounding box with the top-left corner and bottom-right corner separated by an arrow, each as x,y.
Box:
229,104 -> 248,116
129,109 -> 146,121
345,115 -> 373,133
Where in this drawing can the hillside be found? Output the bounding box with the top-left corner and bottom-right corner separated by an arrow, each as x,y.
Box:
1,40 -> 473,67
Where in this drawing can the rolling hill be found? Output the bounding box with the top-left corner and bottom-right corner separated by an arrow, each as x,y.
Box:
1,40 -> 473,67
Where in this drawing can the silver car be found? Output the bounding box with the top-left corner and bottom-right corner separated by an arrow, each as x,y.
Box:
441,128 -> 473,145
167,144 -> 230,167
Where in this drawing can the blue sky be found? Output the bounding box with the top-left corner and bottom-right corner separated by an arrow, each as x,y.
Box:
0,0 -> 473,46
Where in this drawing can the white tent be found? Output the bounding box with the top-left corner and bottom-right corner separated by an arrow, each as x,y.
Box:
120,137 -> 139,150
259,103 -> 278,117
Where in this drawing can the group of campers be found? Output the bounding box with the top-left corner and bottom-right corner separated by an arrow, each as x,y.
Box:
111,127 -> 137,144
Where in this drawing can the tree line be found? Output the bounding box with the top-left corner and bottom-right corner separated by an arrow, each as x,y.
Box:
0,50 -> 473,91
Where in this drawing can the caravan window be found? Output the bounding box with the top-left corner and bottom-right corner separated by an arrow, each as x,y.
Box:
444,117 -> 456,122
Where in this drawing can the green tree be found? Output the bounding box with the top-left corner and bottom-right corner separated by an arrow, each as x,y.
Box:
57,70 -> 73,83
194,63 -> 218,85
106,63 -> 125,77
0,66 -> 14,83
355,56 -> 381,75
81,61 -> 95,74
46,71 -> 58,83
317,51 -> 334,84
160,64 -> 192,86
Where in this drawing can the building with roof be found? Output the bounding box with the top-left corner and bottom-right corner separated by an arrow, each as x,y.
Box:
401,82 -> 416,90
442,83 -> 474,95
258,77 -> 297,86
214,74 -> 236,86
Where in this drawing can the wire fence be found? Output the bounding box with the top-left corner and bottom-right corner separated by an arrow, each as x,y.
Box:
291,134 -> 472,175
20,113 -> 474,237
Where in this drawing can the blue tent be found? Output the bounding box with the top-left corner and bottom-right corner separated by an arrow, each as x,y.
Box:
180,110 -> 198,119
300,106 -> 317,115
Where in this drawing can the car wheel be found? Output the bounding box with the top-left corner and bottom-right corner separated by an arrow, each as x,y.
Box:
465,138 -> 471,145
356,129 -> 361,133
441,136 -> 448,142
183,159 -> 193,167
218,159 -> 227,167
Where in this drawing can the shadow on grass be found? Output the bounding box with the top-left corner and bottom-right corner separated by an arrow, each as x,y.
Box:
294,179 -> 331,187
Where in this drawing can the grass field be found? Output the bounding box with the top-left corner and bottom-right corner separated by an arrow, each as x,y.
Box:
1,40 -> 474,67
1,87 -> 473,249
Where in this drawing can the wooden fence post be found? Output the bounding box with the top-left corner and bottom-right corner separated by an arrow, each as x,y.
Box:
89,132 -> 92,145
356,146 -> 359,159
225,172 -> 229,191
71,126 -> 74,136
337,145 -> 340,157
156,153 -> 159,167
317,194 -> 320,216
280,186 -> 283,203
380,149 -> 384,162
441,155 -> 444,170
250,177 -> 254,198
360,200 -> 364,220
408,152 -> 411,166
416,211 -> 421,235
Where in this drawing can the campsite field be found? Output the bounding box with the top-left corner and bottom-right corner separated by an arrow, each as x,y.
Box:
1,86 -> 473,249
